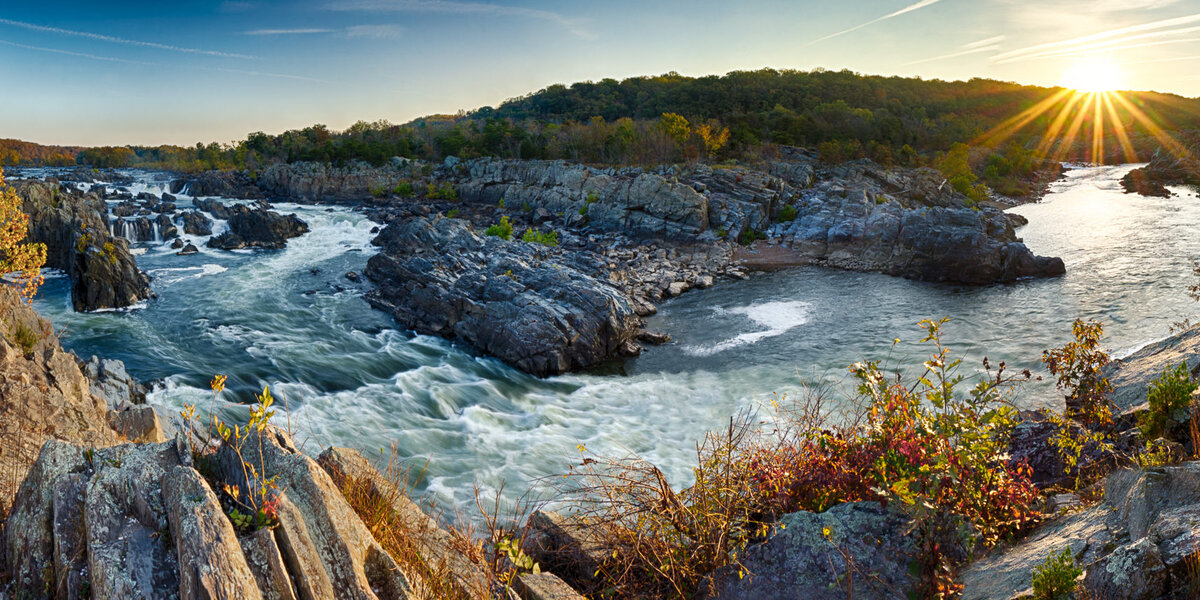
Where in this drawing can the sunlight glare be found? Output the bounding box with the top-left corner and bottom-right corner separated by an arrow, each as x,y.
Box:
1060,58 -> 1125,93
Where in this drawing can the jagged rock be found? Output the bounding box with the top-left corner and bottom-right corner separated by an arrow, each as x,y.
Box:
171,171 -> 264,199
177,243 -> 200,256
963,462 -> 1200,600
524,510 -> 608,584
1121,148 -> 1200,197
108,405 -> 166,443
81,355 -> 147,410
156,213 -> 179,239
171,238 -> 185,249
709,501 -> 919,600
15,179 -> 152,311
364,216 -> 642,376
179,210 -> 214,236
203,202 -> 308,250
5,428 -> 418,600
257,161 -> 412,202
515,572 -> 588,600
0,290 -> 121,512
161,465 -> 265,600
112,201 -> 137,217
195,198 -> 234,220
1106,324 -> 1200,415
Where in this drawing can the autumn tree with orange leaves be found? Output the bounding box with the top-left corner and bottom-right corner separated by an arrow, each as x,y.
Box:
0,168 -> 46,301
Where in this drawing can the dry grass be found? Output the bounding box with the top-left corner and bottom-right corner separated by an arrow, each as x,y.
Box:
331,447 -> 500,599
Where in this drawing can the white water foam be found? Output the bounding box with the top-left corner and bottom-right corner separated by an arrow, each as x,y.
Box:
146,263 -> 229,286
683,300 -> 812,356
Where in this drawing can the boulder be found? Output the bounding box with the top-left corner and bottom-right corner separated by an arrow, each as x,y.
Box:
364,216 -> 642,376
179,210 -> 213,236
177,243 -> 200,256
5,428 -> 418,600
710,501 -> 919,599
226,204 -> 309,249
80,355 -> 147,410
195,198 -> 233,220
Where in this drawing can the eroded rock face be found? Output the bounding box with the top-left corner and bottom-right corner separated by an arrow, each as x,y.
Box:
4,428 -> 415,600
15,179 -> 152,312
709,501 -> 919,599
257,161 -> 408,203
961,462 -> 1200,600
171,170 -> 264,199
1121,148 -> 1200,197
364,216 -> 643,376
203,201 -> 309,250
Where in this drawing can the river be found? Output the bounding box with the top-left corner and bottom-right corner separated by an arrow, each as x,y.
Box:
28,163 -> 1200,513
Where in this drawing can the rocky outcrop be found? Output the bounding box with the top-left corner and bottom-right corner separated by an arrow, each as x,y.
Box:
171,170 -> 264,199
179,210 -> 213,235
204,201 -> 309,250
1121,148 -> 1200,197
962,462 -> 1200,600
80,355 -> 147,410
0,288 -> 123,514
4,427 -> 417,600
364,216 -> 643,376
257,161 -> 409,202
14,179 -> 152,311
710,502 -> 919,599
443,156 -> 1063,285
1106,325 -> 1200,416
195,197 -> 234,220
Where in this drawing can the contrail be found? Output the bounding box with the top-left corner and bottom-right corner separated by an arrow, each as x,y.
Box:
0,38 -> 157,65
992,12 -> 1200,62
810,0 -> 943,45
0,17 -> 257,59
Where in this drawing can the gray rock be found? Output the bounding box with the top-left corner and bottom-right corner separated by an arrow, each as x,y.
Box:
710,502 -> 918,600
515,572 -> 588,600
81,355 -> 146,410
364,216 -> 642,376
179,210 -> 213,236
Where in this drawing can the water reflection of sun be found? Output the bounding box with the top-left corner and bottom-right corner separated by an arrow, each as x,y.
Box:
976,57 -> 1185,165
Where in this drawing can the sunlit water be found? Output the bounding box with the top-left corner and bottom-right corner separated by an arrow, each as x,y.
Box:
26,164 -> 1200,514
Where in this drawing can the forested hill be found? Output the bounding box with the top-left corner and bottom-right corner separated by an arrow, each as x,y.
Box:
6,69 -> 1200,198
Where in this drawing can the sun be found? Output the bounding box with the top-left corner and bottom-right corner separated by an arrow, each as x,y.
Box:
1060,58 -> 1126,93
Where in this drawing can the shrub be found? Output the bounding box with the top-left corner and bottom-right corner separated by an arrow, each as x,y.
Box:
521,228 -> 558,247
426,182 -> 458,201
737,229 -> 765,246
498,198 -> 505,209
561,319 -> 1040,598
102,242 -> 117,265
1042,319 -> 1113,427
484,216 -> 513,240
369,184 -> 387,197
445,208 -> 460,219
0,168 -> 47,301
1031,548 -> 1082,600
776,204 -> 797,222
10,322 -> 37,355
393,181 -> 414,197
1140,361 -> 1197,440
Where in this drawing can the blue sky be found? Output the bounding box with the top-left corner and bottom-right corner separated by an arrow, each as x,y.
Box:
3,0 -> 1200,146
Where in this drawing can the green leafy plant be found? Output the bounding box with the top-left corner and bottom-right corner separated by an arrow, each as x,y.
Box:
776,204 -> 797,222
521,202 -> 532,212
426,182 -> 459,200
369,184 -> 387,197
1043,319 -> 1114,428
393,181 -> 414,197
521,227 -> 558,247
737,229 -> 765,246
102,241 -> 117,265
498,198 -> 506,209
1140,361 -> 1197,440
484,216 -> 513,240
445,208 -> 460,219
9,321 -> 37,355
1031,548 -> 1082,600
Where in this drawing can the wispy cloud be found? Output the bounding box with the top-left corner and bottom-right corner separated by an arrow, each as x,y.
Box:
906,35 -> 1005,65
0,17 -> 257,59
0,38 -> 157,65
345,24 -> 405,38
328,0 -> 594,39
810,0 -> 943,45
992,12 -> 1200,64
244,28 -> 334,35
201,66 -> 332,83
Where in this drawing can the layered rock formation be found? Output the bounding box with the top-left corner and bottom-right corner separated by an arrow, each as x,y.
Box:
257,161 -> 410,203
200,200 -> 310,250
1121,148 -> 1200,197
365,216 -> 644,376
170,170 -> 264,199
15,179 -> 152,312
